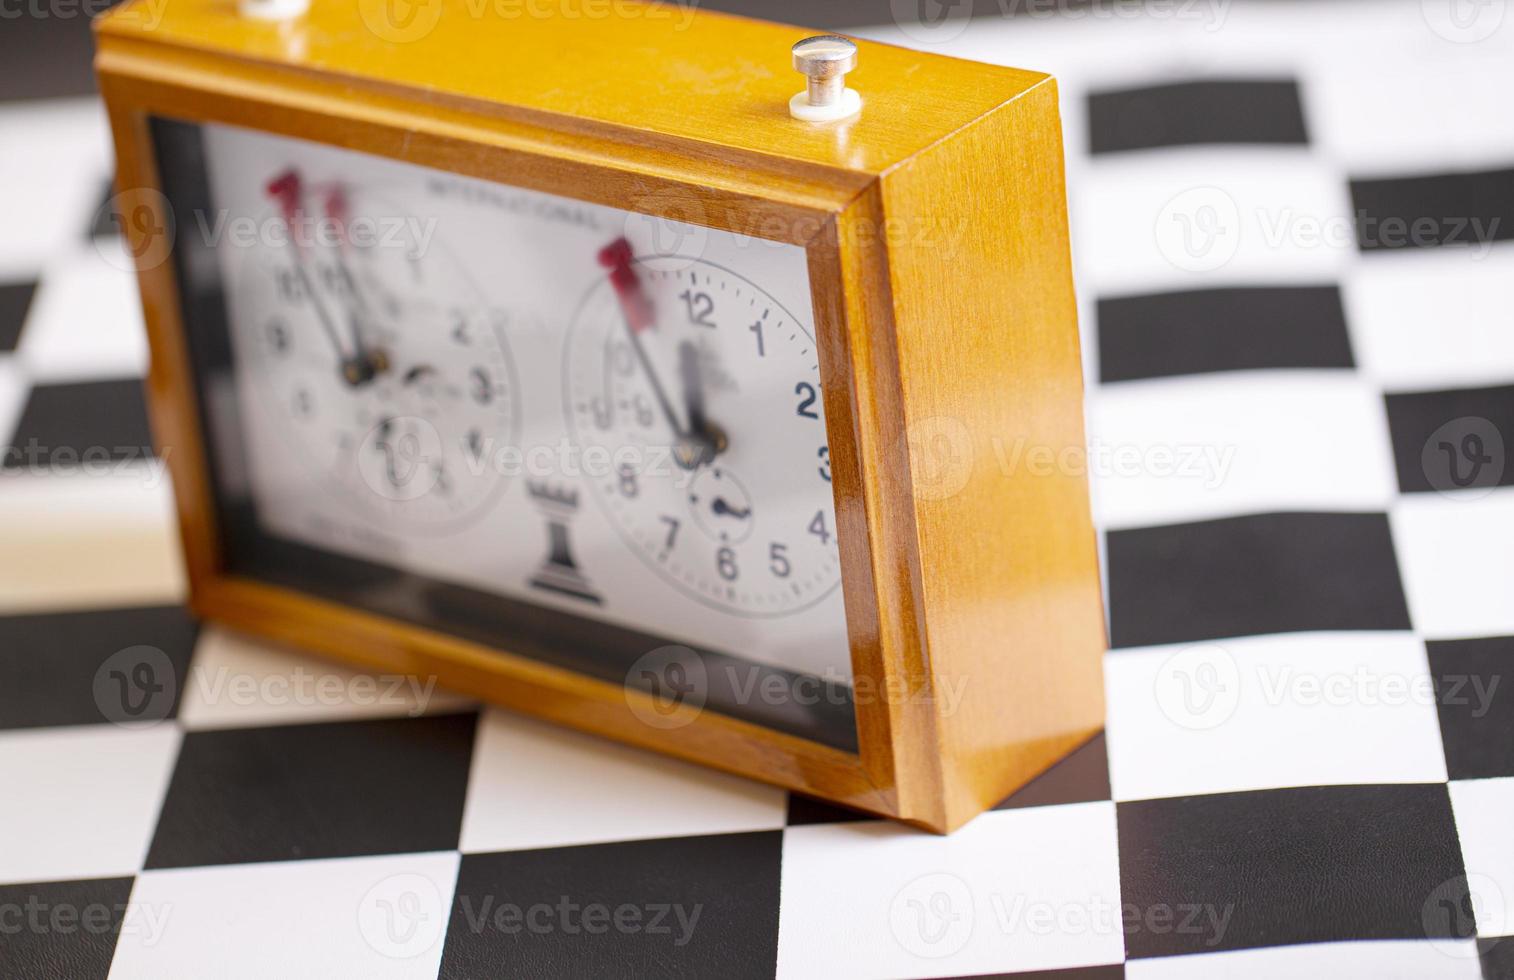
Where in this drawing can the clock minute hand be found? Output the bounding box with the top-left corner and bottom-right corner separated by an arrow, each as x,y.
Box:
321,184 -> 386,376
627,332 -> 682,437
266,170 -> 345,359
598,239 -> 693,447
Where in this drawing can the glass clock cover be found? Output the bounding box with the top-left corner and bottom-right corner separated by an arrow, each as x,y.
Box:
153,119 -> 857,748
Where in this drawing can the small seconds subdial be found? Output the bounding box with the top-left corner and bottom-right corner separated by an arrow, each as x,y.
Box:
237,169 -> 518,534
564,244 -> 841,617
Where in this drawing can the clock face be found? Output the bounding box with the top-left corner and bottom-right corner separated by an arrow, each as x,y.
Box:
233,185 -> 518,534
198,123 -> 853,686
564,256 -> 840,617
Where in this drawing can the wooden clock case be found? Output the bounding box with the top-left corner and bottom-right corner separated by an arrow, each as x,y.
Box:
94,0 -> 1106,832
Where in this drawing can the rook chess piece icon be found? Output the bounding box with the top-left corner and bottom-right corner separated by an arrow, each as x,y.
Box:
526,481 -> 602,604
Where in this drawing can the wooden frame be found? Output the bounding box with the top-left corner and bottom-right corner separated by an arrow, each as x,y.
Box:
95,0 -> 1106,832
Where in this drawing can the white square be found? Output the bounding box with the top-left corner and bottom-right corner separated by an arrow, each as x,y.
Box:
110,851 -> 459,979
1393,488 -> 1514,639
0,466 -> 183,615
1125,938 -> 1481,980
1089,372 -> 1396,528
1345,249 -> 1514,390
458,709 -> 785,854
1450,777 -> 1514,937
776,802 -> 1123,980
1308,51 -> 1514,174
0,100 -> 111,280
177,626 -> 475,730
1074,153 -> 1353,296
17,244 -> 148,383
1105,632 -> 1448,802
0,724 -> 179,885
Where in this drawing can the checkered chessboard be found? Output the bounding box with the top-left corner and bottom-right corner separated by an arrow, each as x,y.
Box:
2,1 -> 1513,977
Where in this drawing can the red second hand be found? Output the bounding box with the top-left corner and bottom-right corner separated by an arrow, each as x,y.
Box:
596,237 -> 722,468
598,237 -> 654,333
264,168 -> 359,380
323,182 -> 352,252
265,169 -> 305,241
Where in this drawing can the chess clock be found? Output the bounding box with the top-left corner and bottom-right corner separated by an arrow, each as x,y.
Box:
95,0 -> 1105,832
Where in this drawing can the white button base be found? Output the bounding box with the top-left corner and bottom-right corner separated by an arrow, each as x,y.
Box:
789,88 -> 862,122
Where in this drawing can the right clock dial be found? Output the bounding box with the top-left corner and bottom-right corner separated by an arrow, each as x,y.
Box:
563,243 -> 843,619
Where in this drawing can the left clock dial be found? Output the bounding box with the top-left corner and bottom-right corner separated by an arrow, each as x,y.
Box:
231,169 -> 518,533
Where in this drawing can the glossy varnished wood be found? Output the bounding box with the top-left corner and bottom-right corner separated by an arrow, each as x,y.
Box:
95,0 -> 1047,180
873,79 -> 1106,827
95,0 -> 1104,831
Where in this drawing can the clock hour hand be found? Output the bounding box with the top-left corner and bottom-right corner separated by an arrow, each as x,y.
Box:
598,238 -> 718,469
677,339 -> 726,465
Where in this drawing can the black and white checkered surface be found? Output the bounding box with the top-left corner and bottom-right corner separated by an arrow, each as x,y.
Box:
2,1 -> 1513,977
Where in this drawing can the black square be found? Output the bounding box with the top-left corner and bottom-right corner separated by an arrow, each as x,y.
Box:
440,832 -> 782,979
1429,636 -> 1514,780
1480,936 -> 1514,979
1097,285 -> 1353,383
1088,79 -> 1308,154
89,179 -> 121,240
1385,384 -> 1513,494
0,876 -> 134,980
0,2 -> 112,101
995,732 -> 1111,811
1350,166 -> 1514,251
3,379 -> 154,472
0,281 -> 36,353
1117,784 -> 1468,957
0,605 -> 197,730
1107,512 -> 1412,649
785,793 -> 879,826
145,711 -> 477,868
